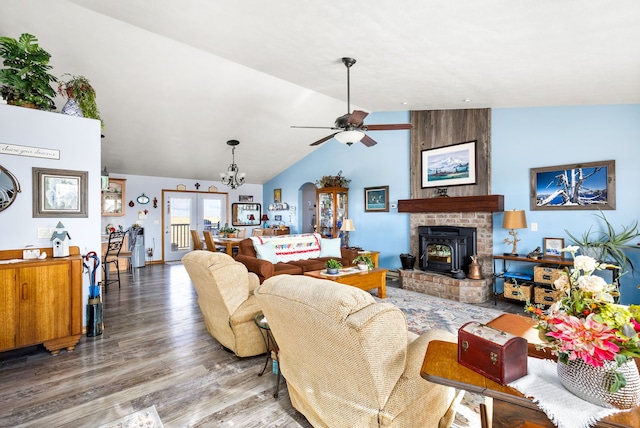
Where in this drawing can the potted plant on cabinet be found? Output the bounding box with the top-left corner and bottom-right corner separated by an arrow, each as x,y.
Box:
326,259 -> 342,274
565,210 -> 640,273
315,170 -> 351,188
0,33 -> 57,110
57,74 -> 104,129
353,254 -> 374,271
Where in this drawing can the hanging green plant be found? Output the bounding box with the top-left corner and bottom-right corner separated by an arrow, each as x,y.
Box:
0,33 -> 57,110
315,170 -> 351,188
57,73 -> 104,129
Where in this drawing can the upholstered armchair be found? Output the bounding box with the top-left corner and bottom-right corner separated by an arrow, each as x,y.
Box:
254,274 -> 463,428
182,251 -> 266,357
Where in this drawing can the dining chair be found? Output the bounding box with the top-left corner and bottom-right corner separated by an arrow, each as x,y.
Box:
236,227 -> 247,239
191,229 -> 204,250
102,230 -> 133,292
251,228 -> 263,237
203,230 -> 225,252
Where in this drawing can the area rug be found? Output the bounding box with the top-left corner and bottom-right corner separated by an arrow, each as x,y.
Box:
374,287 -> 506,428
164,260 -> 183,266
97,405 -> 164,428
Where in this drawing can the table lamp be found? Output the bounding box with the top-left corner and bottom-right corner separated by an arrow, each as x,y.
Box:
502,209 -> 527,256
261,214 -> 269,228
340,219 -> 355,248
248,214 -> 255,224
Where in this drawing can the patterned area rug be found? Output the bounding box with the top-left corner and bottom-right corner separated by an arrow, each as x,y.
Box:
97,406 -> 164,428
374,287 -> 506,428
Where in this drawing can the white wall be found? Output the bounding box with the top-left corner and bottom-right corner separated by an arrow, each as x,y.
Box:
103,173 -> 263,261
0,104 -> 102,324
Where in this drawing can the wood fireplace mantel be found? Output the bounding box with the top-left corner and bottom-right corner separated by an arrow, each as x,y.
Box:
398,195 -> 504,213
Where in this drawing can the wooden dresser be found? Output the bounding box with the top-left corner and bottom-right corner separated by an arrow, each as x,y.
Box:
0,246 -> 83,355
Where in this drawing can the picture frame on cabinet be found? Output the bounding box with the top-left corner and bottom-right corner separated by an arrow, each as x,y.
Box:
543,237 -> 565,259
364,186 -> 389,212
32,167 -> 88,218
530,160 -> 615,210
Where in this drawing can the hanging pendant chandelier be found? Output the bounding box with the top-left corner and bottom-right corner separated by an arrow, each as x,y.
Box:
219,139 -> 246,189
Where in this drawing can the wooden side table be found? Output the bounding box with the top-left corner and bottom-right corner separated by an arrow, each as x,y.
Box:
420,314 -> 640,427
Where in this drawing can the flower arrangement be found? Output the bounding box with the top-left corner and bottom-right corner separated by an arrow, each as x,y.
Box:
526,246 -> 640,392
315,171 -> 351,188
57,73 -> 104,129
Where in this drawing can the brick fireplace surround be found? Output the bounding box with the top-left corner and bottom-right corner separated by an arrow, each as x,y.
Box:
398,196 -> 503,303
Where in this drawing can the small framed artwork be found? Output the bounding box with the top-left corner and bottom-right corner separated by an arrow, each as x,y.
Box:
364,186 -> 389,212
239,195 -> 253,202
32,167 -> 88,218
543,237 -> 565,259
421,140 -> 477,188
274,188 -> 282,203
530,160 -> 615,210
274,215 -> 282,221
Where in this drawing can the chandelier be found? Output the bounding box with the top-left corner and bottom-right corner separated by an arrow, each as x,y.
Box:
219,139 -> 246,189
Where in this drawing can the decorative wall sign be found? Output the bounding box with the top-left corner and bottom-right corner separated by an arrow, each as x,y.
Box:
421,140 -> 477,188
543,237 -> 565,259
530,160 -> 615,210
32,168 -> 87,218
1,143 -> 60,160
364,186 -> 389,212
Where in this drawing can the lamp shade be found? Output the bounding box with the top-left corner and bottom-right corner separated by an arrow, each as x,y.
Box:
248,214 -> 255,221
261,214 -> 269,221
340,219 -> 356,232
334,130 -> 364,145
502,210 -> 527,229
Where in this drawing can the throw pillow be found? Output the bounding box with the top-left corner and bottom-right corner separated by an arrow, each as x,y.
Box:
319,238 -> 341,258
255,242 -> 277,263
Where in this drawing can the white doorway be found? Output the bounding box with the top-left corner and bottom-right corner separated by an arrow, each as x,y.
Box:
162,191 -> 228,261
300,182 -> 316,234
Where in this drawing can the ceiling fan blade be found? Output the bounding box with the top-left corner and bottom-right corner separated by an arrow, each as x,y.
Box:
310,133 -> 338,146
360,134 -> 377,147
348,110 -> 369,127
291,125 -> 340,130
365,123 -> 413,131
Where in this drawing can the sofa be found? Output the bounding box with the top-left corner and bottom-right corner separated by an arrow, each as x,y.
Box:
235,233 -> 352,282
254,274 -> 462,428
182,250 -> 267,357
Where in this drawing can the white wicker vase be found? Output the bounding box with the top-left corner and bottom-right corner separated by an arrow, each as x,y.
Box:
557,358 -> 640,409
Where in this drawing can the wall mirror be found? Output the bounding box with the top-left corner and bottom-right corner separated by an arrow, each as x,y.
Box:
0,165 -> 21,212
232,203 -> 261,226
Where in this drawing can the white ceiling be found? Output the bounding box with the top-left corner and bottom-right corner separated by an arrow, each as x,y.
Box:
2,0 -> 639,183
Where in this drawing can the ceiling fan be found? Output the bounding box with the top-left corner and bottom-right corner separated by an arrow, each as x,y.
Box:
291,57 -> 412,147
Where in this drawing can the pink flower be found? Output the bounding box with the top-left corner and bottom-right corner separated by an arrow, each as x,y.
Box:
546,314 -> 620,366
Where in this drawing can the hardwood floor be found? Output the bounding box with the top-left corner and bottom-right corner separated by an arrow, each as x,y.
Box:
0,264 -> 311,428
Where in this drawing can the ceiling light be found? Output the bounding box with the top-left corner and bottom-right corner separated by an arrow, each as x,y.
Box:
334,130 -> 364,146
219,140 -> 245,189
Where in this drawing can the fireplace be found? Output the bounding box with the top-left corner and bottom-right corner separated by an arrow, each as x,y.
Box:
418,226 -> 477,275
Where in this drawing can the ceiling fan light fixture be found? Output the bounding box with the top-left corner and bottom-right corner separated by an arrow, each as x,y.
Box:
335,130 -> 364,145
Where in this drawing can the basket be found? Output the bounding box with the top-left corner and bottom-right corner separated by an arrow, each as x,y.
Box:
557,358 -> 640,409
503,279 -> 533,302
533,286 -> 562,305
533,264 -> 564,285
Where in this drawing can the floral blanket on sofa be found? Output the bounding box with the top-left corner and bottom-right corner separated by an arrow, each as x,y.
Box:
250,233 -> 322,263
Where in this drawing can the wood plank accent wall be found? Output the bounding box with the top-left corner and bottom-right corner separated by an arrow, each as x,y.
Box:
410,109 -> 491,198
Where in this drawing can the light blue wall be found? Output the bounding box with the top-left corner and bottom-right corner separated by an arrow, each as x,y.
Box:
264,111 -> 412,268
492,104 -> 640,304
266,105 -> 640,304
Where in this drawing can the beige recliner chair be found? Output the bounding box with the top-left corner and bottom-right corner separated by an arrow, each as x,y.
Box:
182,250 -> 266,357
254,274 -> 462,428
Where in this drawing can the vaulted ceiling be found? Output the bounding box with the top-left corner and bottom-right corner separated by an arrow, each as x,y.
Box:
2,1 -> 639,183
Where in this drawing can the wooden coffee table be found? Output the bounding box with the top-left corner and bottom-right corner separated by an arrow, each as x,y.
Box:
304,267 -> 388,298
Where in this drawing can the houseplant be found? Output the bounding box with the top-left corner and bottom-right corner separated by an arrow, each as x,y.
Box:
219,225 -> 237,238
565,210 -> 640,274
353,254 -> 374,271
57,73 -> 104,129
0,33 -> 57,110
315,170 -> 351,188
325,259 -> 342,274
525,247 -> 640,408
